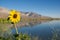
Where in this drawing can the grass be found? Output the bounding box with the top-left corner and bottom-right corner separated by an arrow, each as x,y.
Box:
0,32 -> 31,40
0,18 -> 31,40
0,18 -> 11,24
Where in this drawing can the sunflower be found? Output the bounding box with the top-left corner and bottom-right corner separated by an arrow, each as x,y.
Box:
8,10 -> 21,24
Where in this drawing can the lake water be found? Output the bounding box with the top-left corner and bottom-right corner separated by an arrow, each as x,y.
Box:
12,20 -> 60,40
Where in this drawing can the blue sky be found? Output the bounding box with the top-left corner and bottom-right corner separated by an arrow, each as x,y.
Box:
0,0 -> 60,18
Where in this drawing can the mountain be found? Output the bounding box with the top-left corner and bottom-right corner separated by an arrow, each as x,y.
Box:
0,7 -> 52,19
0,7 -> 9,19
0,7 -> 9,14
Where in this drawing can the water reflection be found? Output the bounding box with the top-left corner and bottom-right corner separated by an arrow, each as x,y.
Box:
16,20 -> 52,27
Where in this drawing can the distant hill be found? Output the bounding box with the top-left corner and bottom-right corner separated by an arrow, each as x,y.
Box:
0,7 -> 9,19
0,7 -> 52,19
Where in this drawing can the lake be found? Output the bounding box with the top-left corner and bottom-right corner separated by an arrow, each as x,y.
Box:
12,20 -> 60,40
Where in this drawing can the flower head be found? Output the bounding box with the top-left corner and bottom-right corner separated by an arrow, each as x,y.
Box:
8,10 -> 21,24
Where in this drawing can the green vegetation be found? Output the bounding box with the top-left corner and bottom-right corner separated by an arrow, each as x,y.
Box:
0,33 -> 31,40
52,18 -> 60,20
0,18 -> 11,24
0,18 -> 31,40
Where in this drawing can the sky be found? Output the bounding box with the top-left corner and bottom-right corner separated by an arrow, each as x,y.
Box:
0,0 -> 60,18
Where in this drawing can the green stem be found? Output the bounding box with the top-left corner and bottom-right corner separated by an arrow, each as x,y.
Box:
14,24 -> 21,40
14,23 -> 18,34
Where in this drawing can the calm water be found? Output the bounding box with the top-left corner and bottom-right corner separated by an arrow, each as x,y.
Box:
12,20 -> 60,40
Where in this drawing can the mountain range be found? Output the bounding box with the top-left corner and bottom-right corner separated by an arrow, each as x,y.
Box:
0,7 -> 52,19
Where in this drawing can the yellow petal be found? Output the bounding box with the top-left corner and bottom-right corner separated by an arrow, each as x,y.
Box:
10,10 -> 16,15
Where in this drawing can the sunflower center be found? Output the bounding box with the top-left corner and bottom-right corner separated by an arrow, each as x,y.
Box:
13,14 -> 17,18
